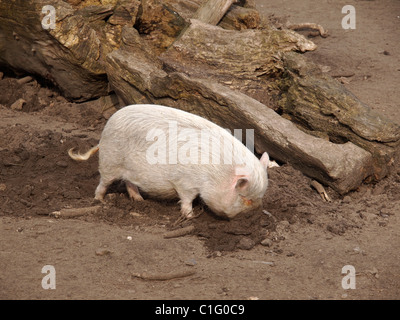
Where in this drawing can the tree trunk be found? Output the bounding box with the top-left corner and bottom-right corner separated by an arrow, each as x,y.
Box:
1,0 -> 399,193
0,0 -> 114,101
278,52 -> 400,179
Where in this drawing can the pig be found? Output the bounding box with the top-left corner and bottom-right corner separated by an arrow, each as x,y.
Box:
68,104 -> 269,220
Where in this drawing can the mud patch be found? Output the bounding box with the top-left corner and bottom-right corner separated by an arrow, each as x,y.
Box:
0,73 -> 320,253
0,76 -> 391,254
188,165 -> 309,252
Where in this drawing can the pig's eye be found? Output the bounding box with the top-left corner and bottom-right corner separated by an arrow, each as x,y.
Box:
240,195 -> 253,206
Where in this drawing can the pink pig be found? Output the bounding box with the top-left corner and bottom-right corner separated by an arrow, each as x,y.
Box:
68,104 -> 269,220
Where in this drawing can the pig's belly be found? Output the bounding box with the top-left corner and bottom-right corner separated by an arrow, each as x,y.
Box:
139,185 -> 179,200
122,170 -> 179,199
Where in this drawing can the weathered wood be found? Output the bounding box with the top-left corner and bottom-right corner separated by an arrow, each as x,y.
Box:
159,20 -> 400,182
106,48 -> 374,194
158,0 -> 259,30
278,52 -> 400,179
0,0 -> 141,100
163,225 -> 195,239
192,0 -> 236,25
108,0 -> 140,26
219,5 -> 261,30
50,205 -> 101,218
132,269 -> 196,281
134,0 -> 188,52
287,22 -> 328,38
133,0 -> 262,53
160,19 -> 316,79
0,0 -> 110,101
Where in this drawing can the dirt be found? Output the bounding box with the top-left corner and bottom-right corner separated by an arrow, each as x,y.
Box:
1,0 -> 399,300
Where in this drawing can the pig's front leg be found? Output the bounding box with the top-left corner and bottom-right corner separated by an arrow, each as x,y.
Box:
174,187 -> 200,224
179,199 -> 195,219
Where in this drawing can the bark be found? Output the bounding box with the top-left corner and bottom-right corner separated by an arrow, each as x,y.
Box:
218,5 -> 261,30
160,19 -> 315,80
278,52 -> 400,179
0,0 -> 111,100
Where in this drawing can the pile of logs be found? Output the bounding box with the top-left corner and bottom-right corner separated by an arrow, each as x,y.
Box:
1,0 -> 399,194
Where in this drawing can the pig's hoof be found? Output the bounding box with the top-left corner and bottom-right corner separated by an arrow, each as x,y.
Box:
188,211 -> 202,219
92,198 -> 105,205
173,211 -> 201,226
173,215 -> 188,226
129,194 -> 144,202
173,213 -> 193,226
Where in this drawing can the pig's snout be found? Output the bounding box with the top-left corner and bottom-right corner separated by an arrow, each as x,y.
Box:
240,195 -> 256,207
210,195 -> 263,220
238,196 -> 263,213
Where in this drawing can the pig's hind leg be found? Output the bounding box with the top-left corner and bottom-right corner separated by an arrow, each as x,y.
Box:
94,178 -> 109,201
94,178 -> 143,202
126,180 -> 144,201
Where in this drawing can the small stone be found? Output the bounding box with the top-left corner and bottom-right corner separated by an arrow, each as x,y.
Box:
10,98 -> 26,110
128,211 -> 141,217
95,248 -> 111,256
185,258 -> 197,266
378,221 -> 387,227
62,190 -> 81,199
320,65 -> 331,73
56,160 -> 68,168
237,237 -> 256,250
342,195 -> 351,204
261,238 -> 272,247
353,246 -> 362,254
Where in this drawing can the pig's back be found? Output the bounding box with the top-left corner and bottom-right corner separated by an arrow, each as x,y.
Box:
100,104 -> 243,155
97,104 -> 253,197
104,104 -> 224,135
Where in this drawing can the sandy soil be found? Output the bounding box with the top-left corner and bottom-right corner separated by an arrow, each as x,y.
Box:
0,0 -> 399,300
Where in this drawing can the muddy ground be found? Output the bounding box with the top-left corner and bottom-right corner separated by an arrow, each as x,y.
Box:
0,0 -> 399,300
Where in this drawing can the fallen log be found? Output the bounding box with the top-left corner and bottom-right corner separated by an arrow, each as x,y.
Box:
278,52 -> 400,179
163,225 -> 195,239
50,205 -> 101,218
0,0 -> 112,101
106,48 -> 373,194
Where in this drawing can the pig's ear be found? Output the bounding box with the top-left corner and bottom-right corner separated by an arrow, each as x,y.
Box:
233,166 -> 250,191
234,176 -> 249,192
260,152 -> 269,170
